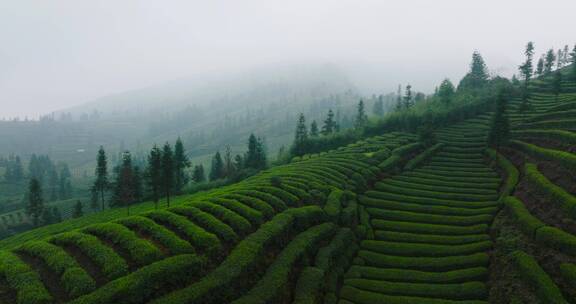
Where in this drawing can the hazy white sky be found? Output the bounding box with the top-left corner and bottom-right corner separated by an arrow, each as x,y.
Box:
0,0 -> 574,118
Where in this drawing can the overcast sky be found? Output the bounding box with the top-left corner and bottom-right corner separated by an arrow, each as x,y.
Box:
1,0 -> 574,118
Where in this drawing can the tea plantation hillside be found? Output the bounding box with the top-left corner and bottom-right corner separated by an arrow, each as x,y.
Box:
1,71 -> 575,303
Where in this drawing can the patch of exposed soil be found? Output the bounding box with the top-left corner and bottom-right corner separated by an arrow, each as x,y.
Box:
0,277 -> 16,304
16,251 -> 67,303
60,244 -> 107,286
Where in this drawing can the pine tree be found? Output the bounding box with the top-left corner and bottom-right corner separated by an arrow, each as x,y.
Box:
544,49 -> 556,74
133,166 -> 143,204
73,200 -> 84,218
161,143 -> 175,207
403,85 -> 413,108
355,100 -> 368,129
321,110 -> 336,136
395,84 -> 403,110
58,164 -> 72,200
571,44 -> 576,81
437,79 -> 455,103
292,113 -> 308,156
48,168 -> 58,202
487,90 -> 510,151
52,207 -> 62,223
553,70 -> 563,101
209,151 -> 224,181
224,145 -> 234,178
557,49 -> 564,69
173,137 -> 190,194
535,57 -> 544,77
372,95 -> 384,116
310,121 -> 319,137
245,134 -> 260,169
519,42 -> 535,85
26,178 -> 44,226
93,146 -> 109,211
458,51 -> 489,90
112,152 -> 136,215
192,164 -> 206,183
145,145 -> 162,209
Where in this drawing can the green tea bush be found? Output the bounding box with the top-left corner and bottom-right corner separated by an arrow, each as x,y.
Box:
50,232 -> 129,281
206,197 -> 263,225
144,210 -> 221,256
187,201 -> 252,235
116,216 -> 194,255
292,267 -> 324,304
367,209 -> 492,227
83,223 -> 163,267
358,250 -> 489,271
512,129 -> 576,144
393,175 -> 497,190
512,251 -> 567,304
364,192 -> 497,209
315,228 -> 354,271
511,140 -> 576,171
379,179 -> 496,195
559,263 -> 576,289
404,143 -> 444,171
150,207 -> 322,304
534,226 -> 576,256
346,265 -> 488,284
169,206 -> 238,243
503,196 -> 545,239
374,231 -> 489,246
485,149 -> 518,200
230,223 -> 336,304
17,241 -> 96,298
371,219 -> 488,236
374,183 -> 497,202
344,278 -> 486,300
324,190 -> 343,222
360,197 -> 496,217
339,285 -> 487,304
524,163 -> 576,218
361,240 -> 491,257
0,250 -> 52,304
70,254 -> 206,304
221,194 -> 275,219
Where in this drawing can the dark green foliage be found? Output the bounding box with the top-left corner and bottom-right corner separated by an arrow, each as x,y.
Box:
486,89 -> 510,150
321,109 -> 337,136
293,267 -> 324,304
458,52 -> 489,91
438,79 -> 455,103
110,152 -> 138,213
145,145 -> 162,208
358,250 -> 489,272
84,223 -> 164,266
355,99 -> 368,129
292,113 -> 309,156
544,49 -> 556,74
346,266 -> 487,284
344,279 -> 486,300
374,231 -> 489,246
69,254 -> 206,304
170,206 -> 238,243
161,143 -> 175,206
173,137 -> 190,194
309,120 -> 319,137
0,250 -> 52,304
188,201 -> 252,235
503,196 -> 544,239
324,190 -> 343,222
231,223 -> 336,304
73,200 -> 84,218
244,133 -> 266,170
553,70 -> 563,99
26,178 -> 44,226
50,232 -> 129,281
372,95 -> 384,116
93,146 -> 109,211
512,251 -> 567,303
192,164 -> 206,183
361,240 -> 491,258
117,216 -> 194,255
17,241 -> 96,298
485,148 -> 518,199
371,219 -> 488,236
524,163 -> 576,217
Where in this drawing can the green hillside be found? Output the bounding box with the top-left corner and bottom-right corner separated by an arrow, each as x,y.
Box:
1,65 -> 576,303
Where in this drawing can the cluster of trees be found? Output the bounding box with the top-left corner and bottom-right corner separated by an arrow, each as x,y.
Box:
25,178 -> 63,227
206,134 -> 267,182
291,100 -> 369,157
28,155 -> 73,202
394,85 -> 426,110
0,155 -> 24,183
92,138 -> 190,214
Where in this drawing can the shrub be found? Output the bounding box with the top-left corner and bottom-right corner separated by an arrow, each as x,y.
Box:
150,207 -> 322,304
116,216 -> 194,255
83,223 -> 164,267
374,230 -> 489,246
169,206 -> 238,243
70,254 -> 206,304
534,226 -> 576,256
404,143 -> 445,171
230,223 -> 336,304
324,190 -> 343,222
374,183 -> 497,202
50,232 -> 129,281
293,267 -> 325,304
315,228 -> 354,271
364,191 -> 497,209
371,219 -> 488,236
361,240 -> 492,257
358,250 -> 489,271
206,197 -> 263,225
359,196 -> 496,217
512,129 -> 576,145
187,201 -> 252,235
559,263 -> 576,289
221,194 -> 275,219
17,241 -> 96,298
512,251 -> 567,304
524,163 -> 576,218
0,250 -> 52,304
485,149 -> 518,200
517,119 -> 576,130
393,175 -> 497,190
346,265 -> 488,284
367,208 -> 492,227
511,140 -> 576,171
144,210 -> 221,256
344,278 -> 486,300
503,196 -> 545,239
234,190 -> 288,212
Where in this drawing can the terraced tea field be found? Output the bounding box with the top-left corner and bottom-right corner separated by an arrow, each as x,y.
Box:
1,75 -> 575,303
